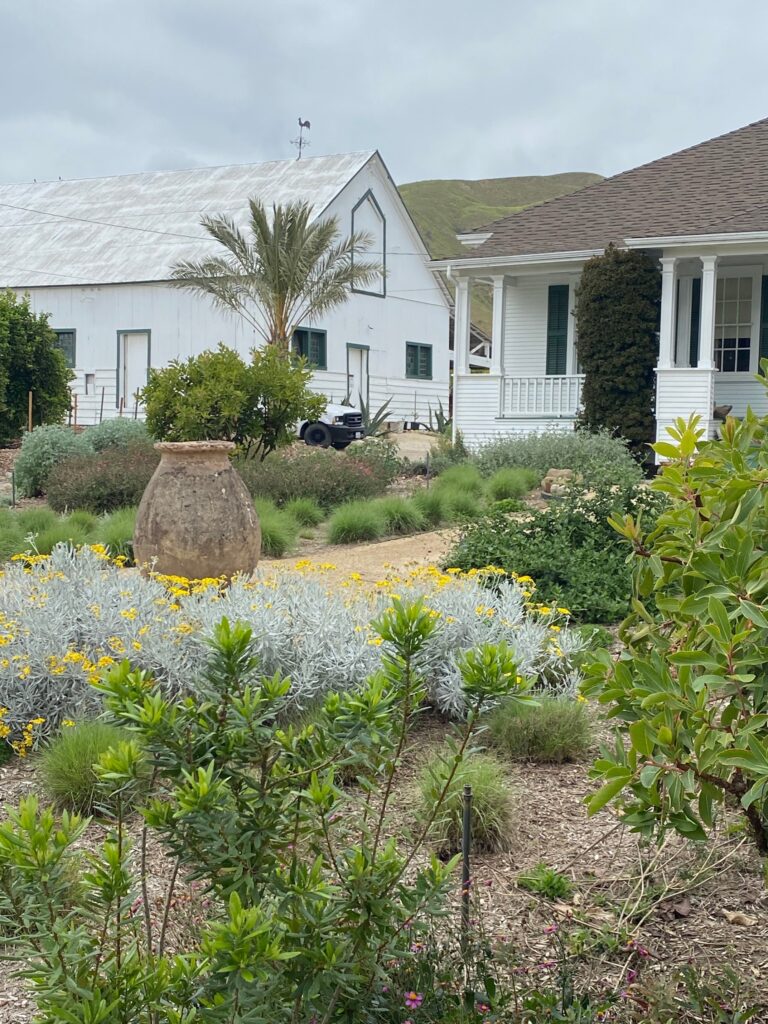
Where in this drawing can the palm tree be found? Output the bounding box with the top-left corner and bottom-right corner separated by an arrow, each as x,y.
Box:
171,199 -> 382,350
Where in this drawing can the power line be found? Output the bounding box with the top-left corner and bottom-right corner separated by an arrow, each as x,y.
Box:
0,199 -> 207,242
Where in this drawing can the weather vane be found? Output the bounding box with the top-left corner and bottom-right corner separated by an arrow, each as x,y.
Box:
291,118 -> 311,160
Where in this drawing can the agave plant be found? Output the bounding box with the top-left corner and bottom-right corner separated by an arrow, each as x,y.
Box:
359,395 -> 393,437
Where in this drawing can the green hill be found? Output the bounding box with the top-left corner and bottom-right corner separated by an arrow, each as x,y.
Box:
398,172 -> 602,334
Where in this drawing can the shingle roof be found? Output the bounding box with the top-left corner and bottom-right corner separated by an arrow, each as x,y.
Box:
0,151 -> 374,287
467,117 -> 768,259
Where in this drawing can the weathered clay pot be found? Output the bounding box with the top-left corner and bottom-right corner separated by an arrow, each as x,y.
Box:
133,441 -> 261,579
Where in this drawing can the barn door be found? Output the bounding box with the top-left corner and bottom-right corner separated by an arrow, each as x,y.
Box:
347,345 -> 369,407
118,331 -> 149,410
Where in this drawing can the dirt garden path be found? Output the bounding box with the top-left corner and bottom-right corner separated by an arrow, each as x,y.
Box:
260,525 -> 458,581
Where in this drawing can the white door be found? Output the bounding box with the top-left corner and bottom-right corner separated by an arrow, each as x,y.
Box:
347,346 -> 369,407
119,332 -> 149,409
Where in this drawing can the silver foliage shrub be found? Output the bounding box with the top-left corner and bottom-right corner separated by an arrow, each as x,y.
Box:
0,548 -> 584,739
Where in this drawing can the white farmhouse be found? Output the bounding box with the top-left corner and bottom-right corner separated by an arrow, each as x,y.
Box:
437,117 -> 768,449
0,151 -> 449,424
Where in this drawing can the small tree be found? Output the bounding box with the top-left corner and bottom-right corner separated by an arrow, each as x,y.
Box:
0,292 -> 73,444
141,344 -> 325,459
575,245 -> 661,451
171,200 -> 382,350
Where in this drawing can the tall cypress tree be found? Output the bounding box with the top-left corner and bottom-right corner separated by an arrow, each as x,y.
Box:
575,245 -> 661,451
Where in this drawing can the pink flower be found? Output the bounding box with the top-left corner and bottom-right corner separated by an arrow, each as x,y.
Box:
404,992 -> 424,1009
410,941 -> 426,953
475,1001 -> 491,1015
626,968 -> 637,985
543,923 -> 558,934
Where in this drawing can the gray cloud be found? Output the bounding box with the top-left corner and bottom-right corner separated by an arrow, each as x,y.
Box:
2,0 -> 768,186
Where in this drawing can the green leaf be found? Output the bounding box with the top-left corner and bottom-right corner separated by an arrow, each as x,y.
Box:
629,720 -> 654,757
585,771 -> 632,816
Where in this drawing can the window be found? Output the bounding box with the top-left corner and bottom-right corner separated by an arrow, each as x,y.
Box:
406,342 -> 432,380
53,329 -> 76,368
715,276 -> 754,372
293,328 -> 327,370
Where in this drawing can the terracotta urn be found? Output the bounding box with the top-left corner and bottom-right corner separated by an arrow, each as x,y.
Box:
133,441 -> 261,579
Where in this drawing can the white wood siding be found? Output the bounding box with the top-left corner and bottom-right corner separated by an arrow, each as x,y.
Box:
713,376 -> 768,418
655,368 -> 715,444
454,374 -> 574,450
502,274 -> 579,376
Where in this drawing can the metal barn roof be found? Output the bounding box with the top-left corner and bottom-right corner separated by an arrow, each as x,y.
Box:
0,151 -> 375,288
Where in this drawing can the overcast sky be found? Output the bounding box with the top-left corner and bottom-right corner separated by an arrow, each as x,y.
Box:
4,0 -> 768,186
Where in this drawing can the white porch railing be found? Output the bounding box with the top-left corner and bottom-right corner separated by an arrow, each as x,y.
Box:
501,374 -> 585,417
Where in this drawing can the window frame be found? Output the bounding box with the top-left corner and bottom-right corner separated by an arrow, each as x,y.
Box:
292,328 -> 328,371
351,189 -> 386,298
405,342 -> 432,380
53,328 -> 77,369
713,265 -> 763,375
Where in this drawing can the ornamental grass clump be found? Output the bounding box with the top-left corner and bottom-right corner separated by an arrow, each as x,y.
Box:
411,487 -> 450,528
373,496 -> 426,535
283,496 -> 324,527
252,498 -> 299,557
0,604 -> 533,1022
486,467 -> 539,502
419,749 -> 515,853
488,696 -> 592,763
33,521 -> 93,555
434,462 -> 484,495
38,720 -> 145,814
328,500 -> 386,543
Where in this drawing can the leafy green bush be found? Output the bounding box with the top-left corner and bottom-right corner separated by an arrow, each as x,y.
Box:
583,406 -> 768,855
446,487 -> 665,623
518,862 -> 573,900
95,508 -> 137,562
238,447 -> 389,509
434,462 -> 484,495
46,441 -> 159,513
86,418 -> 150,451
282,496 -> 324,527
142,344 -> 325,459
373,496 -> 426,535
13,425 -> 92,497
486,467 -> 539,501
347,436 -> 403,483
419,749 -> 515,853
252,498 -> 299,557
472,428 -> 644,493
38,721 -> 145,814
411,487 -> 450,528
488,697 -> 592,763
0,293 -> 73,445
328,500 -> 385,544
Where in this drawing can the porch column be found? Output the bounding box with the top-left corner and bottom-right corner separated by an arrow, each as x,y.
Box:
658,257 -> 678,368
490,275 -> 506,375
697,255 -> 718,369
454,276 -> 471,375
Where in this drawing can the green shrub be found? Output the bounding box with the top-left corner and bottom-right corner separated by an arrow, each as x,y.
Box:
373,497 -> 426,535
517,862 -> 573,901
14,507 -> 58,534
46,441 -> 159,513
13,425 -> 93,497
574,623 -> 614,650
434,463 -> 484,495
328,501 -> 385,544
65,510 -> 98,532
33,521 -> 93,555
411,488 -> 450,528
95,508 -> 137,562
472,428 -> 644,493
283,497 -> 324,527
252,498 -> 299,558
38,721 -> 145,814
347,436 -> 402,484
0,293 -> 73,446
87,418 -> 151,451
446,487 -> 665,623
237,447 -> 389,509
488,697 -> 592,763
419,750 -> 514,853
0,516 -> 24,561
142,344 -> 325,460
486,467 -> 539,501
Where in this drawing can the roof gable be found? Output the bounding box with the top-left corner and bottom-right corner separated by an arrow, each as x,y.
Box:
0,151 -> 375,287
469,117 -> 768,259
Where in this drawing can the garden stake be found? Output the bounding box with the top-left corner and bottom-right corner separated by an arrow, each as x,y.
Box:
11,469 -> 15,508
99,386 -> 105,423
461,783 -> 472,952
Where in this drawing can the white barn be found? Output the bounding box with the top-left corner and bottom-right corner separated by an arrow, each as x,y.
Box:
0,151 -> 449,424
437,117 -> 768,449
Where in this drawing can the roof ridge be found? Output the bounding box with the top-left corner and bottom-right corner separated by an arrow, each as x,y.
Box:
473,115 -> 768,237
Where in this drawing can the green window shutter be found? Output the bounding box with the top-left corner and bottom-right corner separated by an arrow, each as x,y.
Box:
689,277 -> 701,367
406,343 -> 417,377
760,276 -> 768,364
546,285 -> 568,375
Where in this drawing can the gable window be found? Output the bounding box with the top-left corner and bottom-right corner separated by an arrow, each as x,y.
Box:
406,342 -> 432,380
293,328 -> 327,370
53,329 -> 76,368
545,285 -> 568,375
